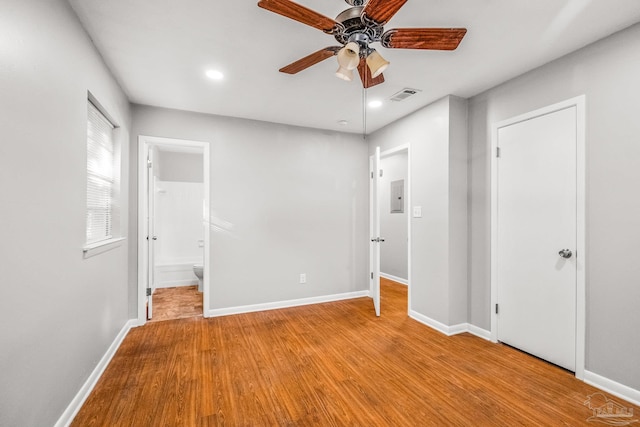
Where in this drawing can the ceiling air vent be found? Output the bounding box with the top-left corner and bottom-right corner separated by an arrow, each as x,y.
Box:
390,88 -> 421,102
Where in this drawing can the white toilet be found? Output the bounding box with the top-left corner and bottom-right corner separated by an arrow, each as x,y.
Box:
193,264 -> 203,292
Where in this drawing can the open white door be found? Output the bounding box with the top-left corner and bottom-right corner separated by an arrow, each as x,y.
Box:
370,147 -> 381,316
146,149 -> 155,319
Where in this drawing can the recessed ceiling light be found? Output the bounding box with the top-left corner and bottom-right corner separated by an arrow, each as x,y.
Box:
368,100 -> 383,108
205,69 -> 224,80
338,120 -> 349,126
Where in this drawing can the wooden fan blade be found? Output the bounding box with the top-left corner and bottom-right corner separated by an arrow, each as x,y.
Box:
357,58 -> 385,89
381,28 -> 467,50
361,0 -> 407,26
258,0 -> 340,33
279,47 -> 341,74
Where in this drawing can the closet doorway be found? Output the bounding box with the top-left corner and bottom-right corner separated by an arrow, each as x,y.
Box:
370,145 -> 411,316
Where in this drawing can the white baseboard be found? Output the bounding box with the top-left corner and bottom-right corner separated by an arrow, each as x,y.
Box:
584,370 -> 640,407
379,272 -> 408,285
408,311 -> 472,336
54,319 -> 136,427
466,324 -> 493,341
409,310 -> 492,340
206,290 -> 370,318
409,310 -> 463,336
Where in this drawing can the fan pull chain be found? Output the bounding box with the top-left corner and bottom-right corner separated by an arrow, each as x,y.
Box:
362,85 -> 367,139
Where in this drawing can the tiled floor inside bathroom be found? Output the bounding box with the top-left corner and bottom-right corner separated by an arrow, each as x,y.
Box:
149,285 -> 203,322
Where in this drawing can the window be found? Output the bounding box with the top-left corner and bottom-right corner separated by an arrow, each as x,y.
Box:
86,100 -> 116,245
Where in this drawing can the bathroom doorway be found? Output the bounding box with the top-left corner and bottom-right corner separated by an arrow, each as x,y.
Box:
137,136 -> 210,324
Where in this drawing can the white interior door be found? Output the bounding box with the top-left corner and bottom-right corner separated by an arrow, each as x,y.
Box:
496,106 -> 577,371
370,147 -> 381,317
146,149 -> 156,319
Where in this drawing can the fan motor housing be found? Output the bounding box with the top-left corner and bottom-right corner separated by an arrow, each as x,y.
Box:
334,6 -> 383,46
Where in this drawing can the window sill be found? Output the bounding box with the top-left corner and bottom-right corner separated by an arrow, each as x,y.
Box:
83,237 -> 126,259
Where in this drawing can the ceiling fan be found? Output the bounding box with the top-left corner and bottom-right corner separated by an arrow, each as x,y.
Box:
257,0 -> 467,88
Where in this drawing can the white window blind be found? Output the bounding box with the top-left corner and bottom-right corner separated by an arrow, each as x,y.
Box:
86,101 -> 116,244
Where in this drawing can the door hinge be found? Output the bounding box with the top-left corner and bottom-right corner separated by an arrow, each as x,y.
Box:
371,272 -> 373,279
496,147 -> 501,158
371,171 -> 374,179
495,303 -> 499,314
147,159 -> 152,168
379,169 -> 383,177
146,288 -> 152,296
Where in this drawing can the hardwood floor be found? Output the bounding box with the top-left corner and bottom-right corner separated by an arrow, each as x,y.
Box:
149,285 -> 203,323
72,278 -> 638,426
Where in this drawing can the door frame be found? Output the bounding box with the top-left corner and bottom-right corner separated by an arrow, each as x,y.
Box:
490,95 -> 586,379
369,144 -> 412,315
137,135 -> 211,325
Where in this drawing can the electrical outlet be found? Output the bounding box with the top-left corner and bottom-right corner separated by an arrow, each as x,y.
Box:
299,273 -> 307,284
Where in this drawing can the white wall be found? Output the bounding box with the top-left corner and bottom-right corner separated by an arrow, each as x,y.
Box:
0,1 -> 131,426
129,105 -> 369,312
379,152 -> 408,281
154,150 -> 204,268
155,181 -> 204,265
468,23 -> 640,391
448,96 -> 469,326
368,96 -> 468,325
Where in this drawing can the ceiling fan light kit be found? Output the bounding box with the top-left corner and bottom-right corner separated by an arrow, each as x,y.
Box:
257,0 -> 466,87
337,42 -> 361,70
365,49 -> 389,78
335,65 -> 354,81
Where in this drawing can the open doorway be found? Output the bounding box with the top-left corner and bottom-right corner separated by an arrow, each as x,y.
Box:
137,136 -> 210,324
370,145 -> 411,316
379,150 -> 409,283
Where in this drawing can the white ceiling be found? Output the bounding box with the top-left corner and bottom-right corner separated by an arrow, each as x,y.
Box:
68,0 -> 640,134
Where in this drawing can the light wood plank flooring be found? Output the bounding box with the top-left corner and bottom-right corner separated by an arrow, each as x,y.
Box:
149,285 -> 203,323
72,279 -> 638,426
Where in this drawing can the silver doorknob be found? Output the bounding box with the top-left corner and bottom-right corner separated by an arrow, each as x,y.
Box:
558,249 -> 572,259
152,236 -> 158,241
370,237 -> 385,243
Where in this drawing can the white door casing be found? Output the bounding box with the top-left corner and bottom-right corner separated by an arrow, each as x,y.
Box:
491,96 -> 586,378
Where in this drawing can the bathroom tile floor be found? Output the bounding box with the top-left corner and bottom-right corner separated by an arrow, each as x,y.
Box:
149,285 -> 203,322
